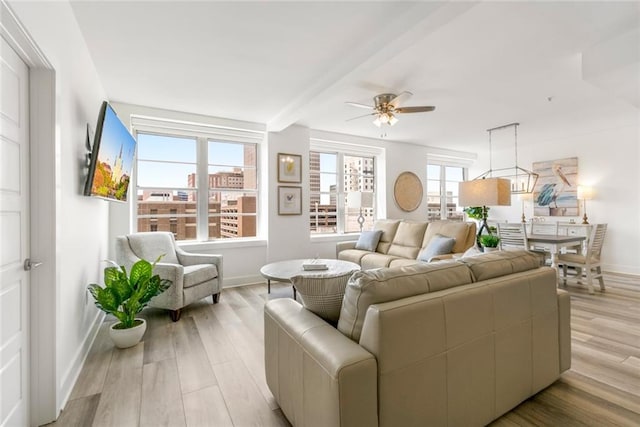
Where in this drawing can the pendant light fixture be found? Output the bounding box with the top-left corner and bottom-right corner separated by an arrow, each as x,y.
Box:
473,122 -> 539,194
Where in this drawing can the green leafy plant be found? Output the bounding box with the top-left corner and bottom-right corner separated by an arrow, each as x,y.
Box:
479,234 -> 500,248
88,257 -> 171,329
464,206 -> 488,220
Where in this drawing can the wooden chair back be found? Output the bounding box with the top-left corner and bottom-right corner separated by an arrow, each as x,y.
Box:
587,224 -> 607,260
497,223 -> 529,251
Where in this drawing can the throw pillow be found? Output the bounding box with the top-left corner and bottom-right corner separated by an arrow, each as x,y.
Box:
417,234 -> 456,262
291,270 -> 358,324
354,230 -> 383,252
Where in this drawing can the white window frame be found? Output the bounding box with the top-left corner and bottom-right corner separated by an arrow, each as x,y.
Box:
310,139 -> 381,235
131,117 -> 263,243
426,160 -> 468,220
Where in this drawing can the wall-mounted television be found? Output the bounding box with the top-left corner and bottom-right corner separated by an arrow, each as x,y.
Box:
84,101 -> 136,202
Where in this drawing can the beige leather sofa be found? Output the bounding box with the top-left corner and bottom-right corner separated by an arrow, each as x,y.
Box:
336,219 -> 477,269
264,251 -> 571,426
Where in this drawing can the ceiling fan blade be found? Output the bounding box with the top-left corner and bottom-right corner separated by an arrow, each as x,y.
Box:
388,91 -> 413,108
346,112 -> 375,122
345,102 -> 374,109
395,106 -> 436,113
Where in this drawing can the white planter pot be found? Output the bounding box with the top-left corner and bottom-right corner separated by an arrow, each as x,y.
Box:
483,246 -> 499,252
109,318 -> 147,349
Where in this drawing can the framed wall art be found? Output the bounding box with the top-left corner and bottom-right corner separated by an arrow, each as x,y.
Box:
278,186 -> 302,215
532,156 -> 579,217
277,152 -> 302,183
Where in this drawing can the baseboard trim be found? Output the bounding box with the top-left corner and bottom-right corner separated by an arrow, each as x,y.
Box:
58,310 -> 105,414
223,274 -> 265,288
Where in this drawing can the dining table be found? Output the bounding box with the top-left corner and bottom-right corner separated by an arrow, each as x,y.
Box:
527,234 -> 586,280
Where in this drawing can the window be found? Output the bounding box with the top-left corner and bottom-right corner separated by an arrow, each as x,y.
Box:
309,148 -> 376,234
135,127 -> 260,241
426,164 -> 466,221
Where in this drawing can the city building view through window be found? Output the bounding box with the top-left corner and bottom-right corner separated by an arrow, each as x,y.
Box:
426,163 -> 465,221
136,133 -> 257,241
309,151 -> 375,234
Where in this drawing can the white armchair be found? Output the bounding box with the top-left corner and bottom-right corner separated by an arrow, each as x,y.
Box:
115,232 -> 223,321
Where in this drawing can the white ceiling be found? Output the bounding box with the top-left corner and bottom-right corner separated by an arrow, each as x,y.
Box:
70,1 -> 640,153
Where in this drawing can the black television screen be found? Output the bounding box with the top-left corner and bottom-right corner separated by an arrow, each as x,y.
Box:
84,101 -> 136,202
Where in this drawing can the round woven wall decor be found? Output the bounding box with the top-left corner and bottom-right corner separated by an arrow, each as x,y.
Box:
394,171 -> 423,212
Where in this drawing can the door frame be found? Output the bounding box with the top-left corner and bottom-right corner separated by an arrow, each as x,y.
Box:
1,1 -> 57,425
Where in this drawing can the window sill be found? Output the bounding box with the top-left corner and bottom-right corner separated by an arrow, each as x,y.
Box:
310,233 -> 360,243
178,238 -> 267,251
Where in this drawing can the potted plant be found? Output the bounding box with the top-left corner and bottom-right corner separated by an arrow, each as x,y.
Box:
88,257 -> 171,348
464,206 -> 488,220
479,234 -> 500,252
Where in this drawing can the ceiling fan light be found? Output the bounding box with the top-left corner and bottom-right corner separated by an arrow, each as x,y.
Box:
380,112 -> 390,124
389,114 -> 398,126
373,117 -> 382,127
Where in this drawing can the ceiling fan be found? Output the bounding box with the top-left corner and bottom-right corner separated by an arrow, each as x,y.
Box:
345,91 -> 435,128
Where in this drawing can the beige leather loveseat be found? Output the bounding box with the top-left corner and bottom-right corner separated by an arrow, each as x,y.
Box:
336,219 -> 476,269
264,251 -> 571,426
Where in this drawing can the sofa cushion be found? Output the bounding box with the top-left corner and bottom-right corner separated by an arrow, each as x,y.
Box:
373,219 -> 401,254
387,221 -> 429,259
355,230 -> 383,252
360,253 -> 401,270
338,261 -> 474,341
422,221 -> 475,255
338,249 -> 371,265
417,234 -> 456,262
457,250 -> 542,282
291,270 -> 357,324
388,258 -> 422,268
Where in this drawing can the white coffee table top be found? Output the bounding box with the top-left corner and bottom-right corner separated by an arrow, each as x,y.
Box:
260,259 -> 360,282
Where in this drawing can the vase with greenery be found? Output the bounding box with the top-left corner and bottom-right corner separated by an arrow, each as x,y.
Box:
479,234 -> 500,252
88,257 -> 171,348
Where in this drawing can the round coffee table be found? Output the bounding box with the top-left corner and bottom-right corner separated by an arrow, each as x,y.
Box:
260,259 -> 360,299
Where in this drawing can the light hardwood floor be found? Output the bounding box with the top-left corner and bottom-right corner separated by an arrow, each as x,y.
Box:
49,273 -> 640,426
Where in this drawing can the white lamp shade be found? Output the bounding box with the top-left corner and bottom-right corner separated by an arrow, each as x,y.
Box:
577,185 -> 593,200
458,178 -> 512,207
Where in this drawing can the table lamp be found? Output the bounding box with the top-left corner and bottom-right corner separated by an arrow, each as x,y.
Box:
459,177 -> 512,246
577,185 -> 593,224
518,192 -> 533,223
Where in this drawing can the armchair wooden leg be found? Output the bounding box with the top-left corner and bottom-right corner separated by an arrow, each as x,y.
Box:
212,292 -> 220,304
169,309 -> 182,322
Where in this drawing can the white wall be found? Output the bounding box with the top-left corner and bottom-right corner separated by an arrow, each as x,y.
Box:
9,0 -> 108,417
471,124 -> 640,275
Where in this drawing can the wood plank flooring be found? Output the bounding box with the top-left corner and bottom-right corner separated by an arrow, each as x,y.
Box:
49,273 -> 640,426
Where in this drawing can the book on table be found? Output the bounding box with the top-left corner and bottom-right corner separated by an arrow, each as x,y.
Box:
302,259 -> 328,271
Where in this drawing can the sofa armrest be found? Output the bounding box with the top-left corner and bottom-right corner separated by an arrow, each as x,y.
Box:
336,240 -> 358,258
264,299 -> 378,427
557,289 -> 571,372
151,263 -> 185,308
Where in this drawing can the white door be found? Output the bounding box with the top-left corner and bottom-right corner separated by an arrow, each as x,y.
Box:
0,35 -> 30,427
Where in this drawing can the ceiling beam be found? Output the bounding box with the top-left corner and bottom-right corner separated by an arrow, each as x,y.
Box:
267,1 -> 479,132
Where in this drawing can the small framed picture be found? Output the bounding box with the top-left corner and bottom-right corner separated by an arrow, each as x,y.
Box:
277,153 -> 302,183
278,186 -> 302,215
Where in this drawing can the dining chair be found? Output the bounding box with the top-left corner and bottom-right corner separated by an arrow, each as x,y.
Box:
497,223 -> 546,265
558,224 -> 607,294
497,223 -> 529,251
